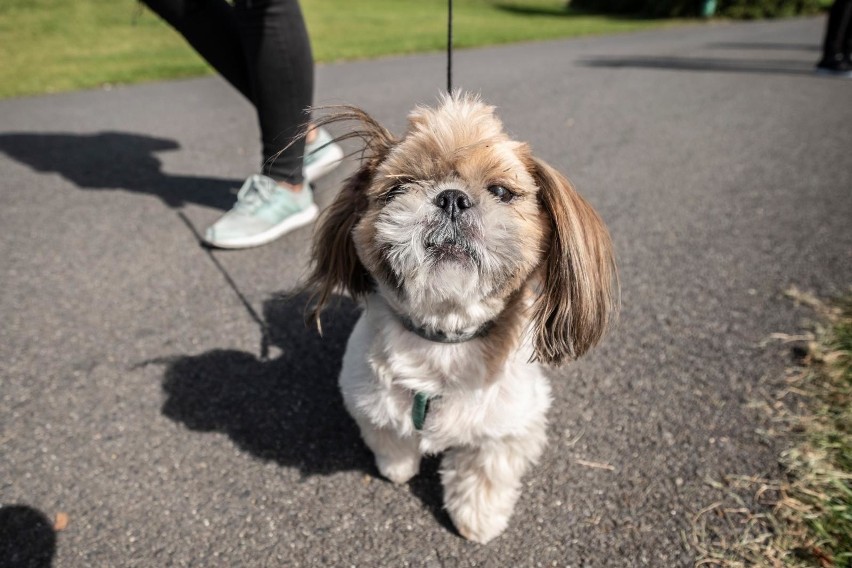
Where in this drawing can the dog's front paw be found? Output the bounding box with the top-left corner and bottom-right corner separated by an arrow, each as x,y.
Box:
449,502 -> 511,544
442,469 -> 518,544
376,452 -> 421,485
441,445 -> 528,544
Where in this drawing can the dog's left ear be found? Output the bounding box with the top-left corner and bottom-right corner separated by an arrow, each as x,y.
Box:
527,157 -> 618,365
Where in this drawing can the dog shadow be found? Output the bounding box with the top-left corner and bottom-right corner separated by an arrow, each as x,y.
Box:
159,292 -> 454,530
0,131 -> 240,210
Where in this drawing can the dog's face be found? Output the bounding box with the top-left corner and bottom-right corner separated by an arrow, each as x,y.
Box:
352,100 -> 548,327
309,94 -> 616,365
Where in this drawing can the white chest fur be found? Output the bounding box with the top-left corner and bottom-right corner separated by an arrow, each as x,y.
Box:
338,296 -> 552,456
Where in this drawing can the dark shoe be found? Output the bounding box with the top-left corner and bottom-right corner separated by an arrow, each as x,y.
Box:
815,58 -> 852,77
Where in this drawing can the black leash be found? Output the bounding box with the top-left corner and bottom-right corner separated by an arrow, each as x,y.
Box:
176,211 -> 271,360
447,0 -> 453,93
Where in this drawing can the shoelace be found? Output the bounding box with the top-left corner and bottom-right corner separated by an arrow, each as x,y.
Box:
234,175 -> 278,213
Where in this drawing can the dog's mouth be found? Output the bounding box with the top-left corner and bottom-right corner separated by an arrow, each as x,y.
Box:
419,215 -> 482,266
425,239 -> 478,264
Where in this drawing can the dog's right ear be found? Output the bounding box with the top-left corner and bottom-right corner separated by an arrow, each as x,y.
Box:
306,162 -> 375,328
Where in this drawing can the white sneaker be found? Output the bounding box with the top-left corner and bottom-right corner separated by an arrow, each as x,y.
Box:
303,127 -> 344,182
203,174 -> 318,249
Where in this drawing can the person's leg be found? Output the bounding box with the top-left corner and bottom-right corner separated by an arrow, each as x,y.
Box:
843,0 -> 852,63
818,0 -> 852,69
141,0 -> 253,99
141,0 -> 335,248
233,0 -> 313,186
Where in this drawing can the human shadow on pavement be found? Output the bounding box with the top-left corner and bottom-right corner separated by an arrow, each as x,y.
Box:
705,42 -> 819,51
580,55 -> 815,75
159,292 -> 453,529
0,131 -> 239,210
0,504 -> 56,568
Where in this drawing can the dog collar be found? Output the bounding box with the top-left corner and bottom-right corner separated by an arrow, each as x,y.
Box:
397,315 -> 493,344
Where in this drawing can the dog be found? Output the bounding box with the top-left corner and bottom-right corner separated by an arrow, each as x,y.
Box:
306,93 -> 617,543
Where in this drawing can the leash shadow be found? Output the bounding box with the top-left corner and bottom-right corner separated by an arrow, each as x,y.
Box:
0,131 -> 239,210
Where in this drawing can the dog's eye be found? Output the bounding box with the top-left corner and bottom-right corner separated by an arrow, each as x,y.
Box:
383,185 -> 405,202
487,184 -> 514,203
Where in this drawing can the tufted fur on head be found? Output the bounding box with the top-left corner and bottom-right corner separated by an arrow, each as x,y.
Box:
304,92 -> 618,543
307,93 -> 617,364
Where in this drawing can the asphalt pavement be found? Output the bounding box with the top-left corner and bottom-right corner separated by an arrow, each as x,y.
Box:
1,15 -> 851,567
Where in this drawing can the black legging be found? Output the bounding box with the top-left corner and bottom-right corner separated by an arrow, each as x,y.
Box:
142,0 -> 313,185
820,0 -> 852,66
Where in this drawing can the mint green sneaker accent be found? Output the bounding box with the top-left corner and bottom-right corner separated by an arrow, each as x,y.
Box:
203,174 -> 318,249
303,127 -> 344,182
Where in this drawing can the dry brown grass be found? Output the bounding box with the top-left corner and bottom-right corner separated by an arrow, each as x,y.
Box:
690,287 -> 851,568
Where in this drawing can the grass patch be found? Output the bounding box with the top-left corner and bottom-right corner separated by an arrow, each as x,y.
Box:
0,0 -> 679,99
691,288 -> 852,567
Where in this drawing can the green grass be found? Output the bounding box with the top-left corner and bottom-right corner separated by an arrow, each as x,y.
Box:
0,0 -> 679,99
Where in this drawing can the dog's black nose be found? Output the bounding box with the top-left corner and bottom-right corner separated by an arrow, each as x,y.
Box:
434,189 -> 472,219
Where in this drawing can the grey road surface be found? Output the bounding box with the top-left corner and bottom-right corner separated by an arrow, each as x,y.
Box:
2,15 -> 851,568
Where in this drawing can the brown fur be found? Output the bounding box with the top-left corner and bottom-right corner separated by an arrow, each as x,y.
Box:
527,157 -> 618,364
479,289 -> 530,379
304,107 -> 397,328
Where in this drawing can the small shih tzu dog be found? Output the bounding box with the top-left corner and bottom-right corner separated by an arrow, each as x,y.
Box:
307,93 -> 617,543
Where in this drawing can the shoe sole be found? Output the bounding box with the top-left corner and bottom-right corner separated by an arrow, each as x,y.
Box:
204,203 -> 319,249
304,143 -> 345,183
815,67 -> 852,78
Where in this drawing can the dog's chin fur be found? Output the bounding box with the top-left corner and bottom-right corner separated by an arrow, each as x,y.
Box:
307,93 -> 618,543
